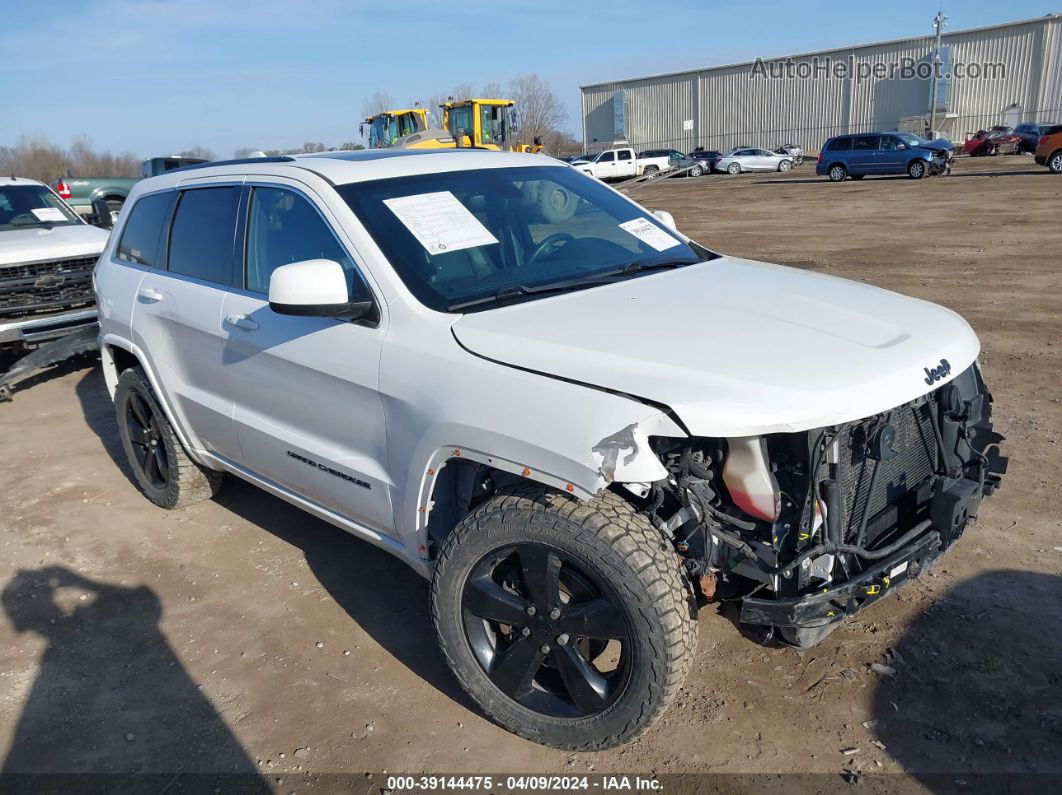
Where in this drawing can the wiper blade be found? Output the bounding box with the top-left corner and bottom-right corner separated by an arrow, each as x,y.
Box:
446,284 -> 571,311
445,260 -> 697,312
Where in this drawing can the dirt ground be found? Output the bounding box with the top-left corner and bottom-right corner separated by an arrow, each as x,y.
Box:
1,156 -> 1059,788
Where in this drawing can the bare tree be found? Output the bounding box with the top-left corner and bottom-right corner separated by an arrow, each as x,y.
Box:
0,134 -> 138,182
179,146 -> 216,161
362,89 -> 396,118
508,73 -> 567,143
233,147 -> 259,159
339,141 -> 364,151
480,81 -> 503,99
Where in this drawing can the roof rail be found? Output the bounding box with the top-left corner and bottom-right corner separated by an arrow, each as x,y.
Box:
170,156 -> 296,173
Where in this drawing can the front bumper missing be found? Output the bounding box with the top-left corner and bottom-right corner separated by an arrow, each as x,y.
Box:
739,530 -> 942,630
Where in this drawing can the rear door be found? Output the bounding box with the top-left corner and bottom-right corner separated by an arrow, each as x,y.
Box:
849,135 -> 880,174
131,182 -> 242,459
219,180 -> 394,535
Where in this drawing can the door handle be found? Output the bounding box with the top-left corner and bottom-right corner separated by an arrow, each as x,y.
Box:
225,314 -> 259,331
137,287 -> 163,303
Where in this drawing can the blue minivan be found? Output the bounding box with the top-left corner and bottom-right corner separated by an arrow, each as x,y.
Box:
816,132 -> 952,181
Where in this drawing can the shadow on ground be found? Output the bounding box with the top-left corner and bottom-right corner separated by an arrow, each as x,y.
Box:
872,569 -> 1062,786
74,366 -> 475,717
1,566 -> 267,788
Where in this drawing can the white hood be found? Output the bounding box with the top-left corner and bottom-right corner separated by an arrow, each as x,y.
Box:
0,224 -> 110,267
452,256 -> 980,437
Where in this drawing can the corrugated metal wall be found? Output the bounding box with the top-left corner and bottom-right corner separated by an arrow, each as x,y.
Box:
581,16 -> 1062,154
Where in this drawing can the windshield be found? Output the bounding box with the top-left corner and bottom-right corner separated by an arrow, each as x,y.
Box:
0,184 -> 82,231
897,133 -> 927,147
337,165 -> 711,312
447,106 -> 475,143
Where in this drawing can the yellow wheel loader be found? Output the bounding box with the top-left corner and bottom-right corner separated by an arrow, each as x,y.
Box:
361,99 -> 573,221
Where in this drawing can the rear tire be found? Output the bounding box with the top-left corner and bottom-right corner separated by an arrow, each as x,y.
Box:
908,159 -> 927,179
431,485 -> 696,750
828,164 -> 847,181
1049,150 -> 1062,174
114,366 -> 223,509
642,165 -> 660,177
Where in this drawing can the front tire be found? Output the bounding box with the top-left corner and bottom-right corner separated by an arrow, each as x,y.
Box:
114,366 -> 223,509
689,164 -> 704,177
727,162 -> 741,175
1049,150 -> 1062,174
432,486 -> 696,750
908,159 -> 927,179
778,159 -> 792,172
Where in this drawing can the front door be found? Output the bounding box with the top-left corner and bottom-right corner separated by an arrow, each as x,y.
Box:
220,181 -> 393,535
131,184 -> 242,460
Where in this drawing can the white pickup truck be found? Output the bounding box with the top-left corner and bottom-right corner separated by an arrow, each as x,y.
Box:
574,147 -> 673,180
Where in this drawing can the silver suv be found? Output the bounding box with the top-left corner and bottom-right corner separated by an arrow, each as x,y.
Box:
95,150 -> 1005,749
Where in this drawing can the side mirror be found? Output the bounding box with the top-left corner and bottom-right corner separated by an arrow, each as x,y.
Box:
268,259 -> 374,320
653,210 -> 678,231
91,198 -> 114,229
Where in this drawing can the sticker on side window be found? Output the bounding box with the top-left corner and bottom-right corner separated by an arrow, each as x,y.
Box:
383,191 -> 499,255
619,218 -> 680,252
31,207 -> 67,222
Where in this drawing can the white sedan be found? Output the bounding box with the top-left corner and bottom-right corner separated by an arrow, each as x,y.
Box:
715,147 -> 794,174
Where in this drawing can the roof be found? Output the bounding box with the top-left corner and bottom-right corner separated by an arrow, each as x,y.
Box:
129,148 -> 562,194
580,13 -> 1059,90
2,177 -> 48,187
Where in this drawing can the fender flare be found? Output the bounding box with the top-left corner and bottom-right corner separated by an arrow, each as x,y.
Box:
89,187 -> 130,204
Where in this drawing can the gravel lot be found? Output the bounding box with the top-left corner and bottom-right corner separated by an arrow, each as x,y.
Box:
1,155 -> 1059,787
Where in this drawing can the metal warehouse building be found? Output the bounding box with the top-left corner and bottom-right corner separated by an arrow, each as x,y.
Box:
580,14 -> 1062,154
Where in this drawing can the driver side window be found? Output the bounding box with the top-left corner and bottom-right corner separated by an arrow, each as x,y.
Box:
598,151 -> 615,162
244,186 -> 367,298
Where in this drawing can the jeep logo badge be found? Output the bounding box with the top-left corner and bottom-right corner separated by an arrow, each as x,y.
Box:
34,273 -> 66,288
923,358 -> 952,385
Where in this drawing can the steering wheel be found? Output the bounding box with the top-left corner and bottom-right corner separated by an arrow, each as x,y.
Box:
527,232 -> 575,265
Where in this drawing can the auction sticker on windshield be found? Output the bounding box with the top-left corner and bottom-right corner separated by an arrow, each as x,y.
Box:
619,218 -> 681,252
384,191 -> 499,255
31,207 -> 67,222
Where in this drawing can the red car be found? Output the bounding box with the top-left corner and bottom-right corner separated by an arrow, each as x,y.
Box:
963,126 -> 1022,156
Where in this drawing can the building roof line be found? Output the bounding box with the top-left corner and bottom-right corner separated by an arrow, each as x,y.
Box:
579,13 -> 1059,90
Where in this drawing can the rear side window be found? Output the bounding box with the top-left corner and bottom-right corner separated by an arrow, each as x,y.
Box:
852,135 -> 880,150
117,191 -> 174,267
168,187 -> 241,284
244,186 -> 363,296
825,137 -> 852,151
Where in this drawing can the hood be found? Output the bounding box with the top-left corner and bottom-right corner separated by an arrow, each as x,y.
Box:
452,256 -> 980,437
0,223 -> 110,267
918,138 -> 953,152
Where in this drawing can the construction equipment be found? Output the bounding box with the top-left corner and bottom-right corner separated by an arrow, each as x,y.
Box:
440,98 -> 543,153
360,107 -> 440,149
362,99 -> 544,153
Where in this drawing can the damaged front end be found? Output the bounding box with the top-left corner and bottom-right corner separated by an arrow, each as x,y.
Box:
640,363 -> 1006,648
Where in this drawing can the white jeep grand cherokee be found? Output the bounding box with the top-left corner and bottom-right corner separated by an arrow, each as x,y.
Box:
94,150 -> 1006,750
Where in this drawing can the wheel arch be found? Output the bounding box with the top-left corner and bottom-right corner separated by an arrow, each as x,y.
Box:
410,414 -> 682,564
100,335 -> 203,463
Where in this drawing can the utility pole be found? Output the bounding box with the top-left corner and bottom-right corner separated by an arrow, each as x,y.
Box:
928,10 -> 947,137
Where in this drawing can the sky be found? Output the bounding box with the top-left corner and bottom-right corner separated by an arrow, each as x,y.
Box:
1,0 -> 1056,158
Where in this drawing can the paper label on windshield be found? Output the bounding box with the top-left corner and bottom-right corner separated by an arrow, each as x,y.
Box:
384,191 -> 498,255
31,207 -> 67,222
619,218 -> 680,251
